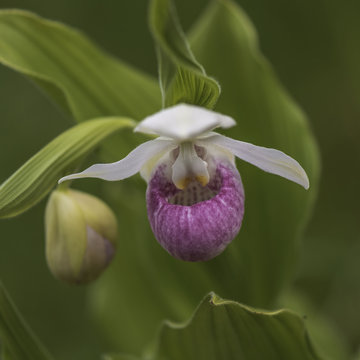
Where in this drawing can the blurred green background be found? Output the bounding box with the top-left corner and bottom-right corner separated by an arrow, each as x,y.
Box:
0,0 -> 359,359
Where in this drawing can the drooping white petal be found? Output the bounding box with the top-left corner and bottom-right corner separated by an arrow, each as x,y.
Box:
134,103 -> 235,141
204,134 -> 309,189
172,142 -> 209,189
58,139 -> 175,183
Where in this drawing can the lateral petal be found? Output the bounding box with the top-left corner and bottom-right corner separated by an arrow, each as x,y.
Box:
206,134 -> 310,189
58,139 -> 175,183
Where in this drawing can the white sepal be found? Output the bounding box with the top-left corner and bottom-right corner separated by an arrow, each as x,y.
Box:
134,103 -> 235,141
207,134 -> 310,189
58,139 -> 175,183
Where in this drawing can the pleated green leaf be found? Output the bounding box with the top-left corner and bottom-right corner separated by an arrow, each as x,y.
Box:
0,282 -> 54,360
0,117 -> 134,218
108,293 -> 321,360
89,0 -> 319,353
149,0 -> 220,108
0,10 -> 160,122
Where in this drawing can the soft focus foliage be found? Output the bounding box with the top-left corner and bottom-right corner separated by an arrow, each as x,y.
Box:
0,282 -> 53,360
0,0 -> 358,359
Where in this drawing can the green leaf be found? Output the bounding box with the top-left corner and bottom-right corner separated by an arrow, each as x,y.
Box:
188,0 -> 320,305
89,0 -> 320,353
149,0 -> 220,108
0,117 -> 134,218
0,281 -> 54,360
0,10 -> 160,122
108,293 -> 321,360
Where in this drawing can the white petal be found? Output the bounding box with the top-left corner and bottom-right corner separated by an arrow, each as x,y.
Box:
205,134 -> 309,189
172,142 -> 209,189
134,103 -> 235,141
58,139 -> 175,183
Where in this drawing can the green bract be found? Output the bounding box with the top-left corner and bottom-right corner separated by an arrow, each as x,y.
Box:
149,0 -> 220,108
0,117 -> 134,218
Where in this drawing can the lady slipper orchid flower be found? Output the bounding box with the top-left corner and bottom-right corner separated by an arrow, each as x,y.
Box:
59,104 -> 309,262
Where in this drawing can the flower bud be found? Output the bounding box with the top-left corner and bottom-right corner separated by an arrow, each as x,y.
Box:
45,188 -> 117,284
